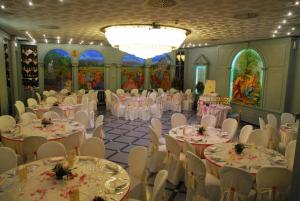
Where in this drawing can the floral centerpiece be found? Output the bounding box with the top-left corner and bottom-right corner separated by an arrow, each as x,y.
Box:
52,163 -> 73,180
53,101 -> 60,106
234,143 -> 246,155
198,126 -> 206,135
41,118 -> 52,127
93,196 -> 106,201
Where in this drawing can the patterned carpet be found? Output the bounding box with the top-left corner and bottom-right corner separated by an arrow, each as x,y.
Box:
95,108 -> 200,201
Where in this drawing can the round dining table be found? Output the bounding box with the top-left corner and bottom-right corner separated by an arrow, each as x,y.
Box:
0,156 -> 130,201
1,119 -> 85,156
168,125 -> 231,158
204,143 -> 288,177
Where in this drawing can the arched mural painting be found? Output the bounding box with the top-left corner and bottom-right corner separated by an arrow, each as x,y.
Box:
78,50 -> 105,90
230,49 -> 263,106
44,49 -> 72,91
121,54 -> 145,90
150,53 -> 171,90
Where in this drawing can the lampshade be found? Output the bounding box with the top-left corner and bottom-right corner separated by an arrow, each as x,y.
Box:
103,25 -> 189,59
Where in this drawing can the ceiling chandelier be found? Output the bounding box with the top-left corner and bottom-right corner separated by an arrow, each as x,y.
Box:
102,24 -> 190,59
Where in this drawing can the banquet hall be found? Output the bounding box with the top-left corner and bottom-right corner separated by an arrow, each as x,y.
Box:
0,0 -> 300,200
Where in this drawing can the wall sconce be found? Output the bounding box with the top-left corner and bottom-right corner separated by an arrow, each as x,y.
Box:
176,51 -> 185,62
180,54 -> 185,62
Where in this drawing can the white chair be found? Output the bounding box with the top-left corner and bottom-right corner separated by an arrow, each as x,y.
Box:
186,151 -> 221,201
171,113 -> 187,129
0,115 -> 16,132
35,92 -> 42,103
60,88 -> 69,95
219,166 -> 255,201
182,89 -> 193,111
183,140 -> 196,187
141,90 -> 148,97
80,137 -> 105,158
281,113 -> 295,125
63,132 -> 81,155
23,136 -> 47,162
105,90 -> 112,111
221,118 -> 238,140
42,111 -> 61,120
95,115 -> 104,128
151,118 -> 165,145
49,90 -> 57,96
74,111 -> 90,128
148,92 -> 157,101
127,146 -> 148,201
171,93 -> 182,112
43,90 -> 50,98
248,129 -> 269,148
63,96 -> 77,105
201,114 -> 217,127
78,89 -> 85,95
256,167 -> 292,201
259,117 -> 266,130
239,125 -> 253,144
37,141 -> 66,159
116,88 -> 125,96
285,140 -> 296,171
267,113 -> 278,129
27,98 -> 38,107
111,93 -> 126,118
157,88 -> 164,96
15,100 -> 26,118
20,112 -> 37,124
169,88 -> 177,94
93,126 -> 105,139
148,126 -> 167,173
131,88 -> 139,96
46,96 -> 58,105
50,106 -> 65,118
165,135 -> 185,185
264,126 -> 280,150
0,147 -> 17,174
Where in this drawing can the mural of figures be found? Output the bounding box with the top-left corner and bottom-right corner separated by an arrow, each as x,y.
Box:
78,50 -> 105,90
44,49 -> 72,91
150,53 -> 172,90
121,54 -> 145,90
230,49 -> 263,106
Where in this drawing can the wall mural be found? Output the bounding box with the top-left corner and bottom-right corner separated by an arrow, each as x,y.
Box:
44,49 -> 72,91
78,50 -> 105,90
121,54 -> 145,90
150,53 -> 171,90
230,49 -> 263,106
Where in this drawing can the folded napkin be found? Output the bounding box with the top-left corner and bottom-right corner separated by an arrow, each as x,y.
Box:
114,179 -> 128,190
105,163 -> 119,172
47,157 -> 65,163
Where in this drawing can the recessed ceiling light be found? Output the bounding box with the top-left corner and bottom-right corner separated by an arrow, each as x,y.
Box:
28,1 -> 33,6
100,42 -> 103,46
274,30 -> 278,34
45,39 -> 48,44
295,1 -> 299,5
80,40 -> 84,45
90,41 -> 94,45
287,11 -> 293,16
204,43 -> 208,46
192,44 -> 195,47
277,25 -> 282,29
287,32 -> 291,35
282,19 -> 287,24
1,4 -> 5,9
272,34 -> 276,38
57,36 -> 60,39
198,43 -> 202,47
291,27 -> 295,31
43,34 -> 46,37
59,0 -> 63,2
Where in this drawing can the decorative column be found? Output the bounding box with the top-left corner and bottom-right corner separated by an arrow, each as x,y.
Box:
144,65 -> 150,89
0,36 -> 8,114
9,36 -> 19,103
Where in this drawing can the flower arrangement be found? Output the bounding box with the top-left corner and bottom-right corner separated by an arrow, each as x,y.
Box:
41,118 -> 52,127
93,196 -> 106,201
234,143 -> 246,155
52,163 -> 73,180
198,126 -> 206,135
53,101 -> 60,106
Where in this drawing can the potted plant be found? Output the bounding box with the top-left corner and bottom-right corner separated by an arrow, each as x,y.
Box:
198,126 -> 206,135
234,143 -> 246,155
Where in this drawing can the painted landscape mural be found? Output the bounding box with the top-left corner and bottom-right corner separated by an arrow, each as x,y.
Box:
150,53 -> 171,90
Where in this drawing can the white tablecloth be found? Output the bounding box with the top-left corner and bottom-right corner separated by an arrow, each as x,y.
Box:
1,120 -> 85,156
31,103 -> 82,119
197,103 -> 231,127
204,143 -> 288,177
169,125 -> 230,158
0,156 -> 130,201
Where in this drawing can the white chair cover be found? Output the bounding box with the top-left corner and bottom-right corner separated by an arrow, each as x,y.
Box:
15,100 -> 26,117
127,146 -> 148,201
171,93 -> 182,112
0,115 -> 16,132
42,111 -> 61,120
105,90 -> 112,111
80,137 -> 105,158
37,141 -> 66,159
285,140 -> 296,171
131,88 -> 139,96
49,90 -> 57,96
141,90 -> 148,97
165,135 -> 185,185
248,129 -> 269,148
219,166 -> 254,201
95,115 -> 104,128
20,112 -> 37,125
111,93 -> 125,118
259,117 -> 266,130
43,90 -> 50,97
78,89 -> 85,95
151,118 -> 165,145
221,118 -> 238,140
201,114 -> 217,127
63,132 -> 81,155
281,113 -> 295,125
267,113 -> 278,129
0,147 -> 17,174
150,170 -> 168,201
157,88 -> 164,96
171,113 -> 187,129
149,92 -> 157,101
116,88 -> 125,96
27,98 -> 38,107
264,126 -> 280,150
81,94 -> 90,105
23,136 -> 47,162
93,126 -> 105,139
60,88 -> 69,95
256,167 -> 292,201
46,96 -> 58,105
239,125 -> 253,144
49,107 -> 65,118
36,92 -> 42,103
74,111 -> 90,128
63,96 -> 77,105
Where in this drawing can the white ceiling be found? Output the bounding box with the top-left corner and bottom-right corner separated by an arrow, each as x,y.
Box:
0,0 -> 299,46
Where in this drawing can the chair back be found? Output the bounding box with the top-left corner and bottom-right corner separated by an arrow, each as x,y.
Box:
171,113 -> 187,128
248,129 -> 269,147
81,94 -> 89,105
50,106 -> 64,117
256,167 -> 292,201
46,96 -> 58,105
21,112 -> 37,124
239,125 -> 253,144
201,114 -> 217,127
23,136 -> 47,161
49,90 -> 57,96
60,88 -> 69,95
157,88 -> 164,95
165,135 -> 181,158
219,166 -> 253,201
63,132 -> 81,154
105,89 -> 112,101
27,98 -> 38,107
281,113 -> 295,125
0,147 -> 17,174
142,90 -> 148,97
15,100 -> 25,116
267,113 -> 278,129
151,118 -> 162,137
78,89 -> 85,95
259,117 -> 266,129
74,111 -> 90,128
42,111 -> 61,120
80,137 -> 105,158
43,90 -> 50,97
93,126 -> 105,139
285,140 -> 296,171
128,146 -> 148,180
264,126 -> 279,150
95,115 -> 104,128
149,92 -> 157,101
149,126 -> 160,146
151,170 -> 168,201
221,118 -> 238,139
36,92 -> 42,103
37,141 -> 66,159
116,88 -> 125,96
0,115 -> 16,132
64,96 -> 77,105
184,140 -> 196,155
131,88 -> 139,96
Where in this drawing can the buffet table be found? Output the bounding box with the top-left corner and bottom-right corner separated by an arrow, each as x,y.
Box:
0,156 -> 130,201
